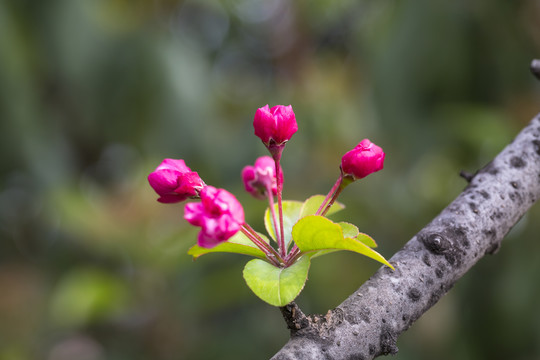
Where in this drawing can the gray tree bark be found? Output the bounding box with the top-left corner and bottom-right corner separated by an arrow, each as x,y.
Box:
272,113 -> 540,360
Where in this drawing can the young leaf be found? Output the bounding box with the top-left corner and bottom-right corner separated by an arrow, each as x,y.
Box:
338,222 -> 359,238
264,200 -> 303,247
339,222 -> 377,248
356,232 -> 378,248
188,231 -> 269,260
299,195 -> 345,218
292,216 -> 394,270
243,256 -> 311,307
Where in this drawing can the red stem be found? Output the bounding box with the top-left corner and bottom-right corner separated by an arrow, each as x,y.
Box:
316,175 -> 343,215
285,247 -> 302,266
273,153 -> 287,258
266,184 -> 281,248
321,183 -> 346,216
241,224 -> 283,266
284,246 -> 301,266
286,175 -> 344,264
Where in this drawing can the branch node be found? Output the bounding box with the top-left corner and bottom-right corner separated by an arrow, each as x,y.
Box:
279,302 -> 312,336
459,170 -> 476,183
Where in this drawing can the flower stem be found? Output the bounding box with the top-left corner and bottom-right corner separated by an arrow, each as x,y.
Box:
321,183 -> 345,217
316,175 -> 343,215
266,184 -> 281,250
241,224 -> 283,266
285,247 -> 302,266
287,175 -> 347,266
284,246 -> 301,266
272,150 -> 287,258
321,175 -> 354,216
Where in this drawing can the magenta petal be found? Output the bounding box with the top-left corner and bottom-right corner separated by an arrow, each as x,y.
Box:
200,186 -> 220,212
218,191 -> 244,224
242,156 -> 283,200
341,139 -> 385,180
184,202 -> 205,226
253,105 -> 277,144
253,104 -> 297,145
148,169 -> 180,194
197,216 -> 238,248
212,189 -> 245,223
158,158 -> 191,173
158,194 -> 187,203
197,231 -> 223,248
174,171 -> 203,197
271,105 -> 298,143
184,186 -> 245,247
356,139 -> 372,150
242,166 -> 257,194
210,215 -> 241,240
376,153 -> 385,170
253,156 -> 275,173
148,158 -> 204,203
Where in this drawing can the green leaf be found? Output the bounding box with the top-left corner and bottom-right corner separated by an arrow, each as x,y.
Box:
338,222 -> 359,238
299,195 -> 345,218
338,222 -> 377,248
292,216 -> 394,270
263,196 -> 344,249
243,256 -> 311,307
356,232 -> 378,248
188,231 -> 269,260
264,200 -> 303,248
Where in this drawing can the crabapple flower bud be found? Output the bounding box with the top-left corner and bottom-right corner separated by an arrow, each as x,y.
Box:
253,105 -> 298,148
148,159 -> 205,203
341,139 -> 385,180
184,186 -> 245,248
241,156 -> 283,200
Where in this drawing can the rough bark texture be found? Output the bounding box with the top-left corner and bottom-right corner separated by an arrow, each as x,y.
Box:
272,114 -> 540,360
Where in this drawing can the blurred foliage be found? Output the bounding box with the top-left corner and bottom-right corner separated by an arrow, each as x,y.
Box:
0,0 -> 539,359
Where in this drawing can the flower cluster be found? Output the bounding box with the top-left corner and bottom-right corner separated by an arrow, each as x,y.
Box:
147,104 -> 385,260
148,104 -> 391,306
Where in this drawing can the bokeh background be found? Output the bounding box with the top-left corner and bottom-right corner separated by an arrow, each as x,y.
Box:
1,0 -> 540,359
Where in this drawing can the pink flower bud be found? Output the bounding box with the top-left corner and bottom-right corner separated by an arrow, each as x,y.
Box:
253,105 -> 298,147
148,158 -> 205,203
341,139 -> 385,180
241,156 -> 283,199
184,186 -> 245,248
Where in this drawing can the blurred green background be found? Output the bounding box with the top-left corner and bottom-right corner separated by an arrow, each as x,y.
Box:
1,0 -> 540,359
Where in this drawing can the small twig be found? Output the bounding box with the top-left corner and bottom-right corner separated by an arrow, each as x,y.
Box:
459,170 -> 476,183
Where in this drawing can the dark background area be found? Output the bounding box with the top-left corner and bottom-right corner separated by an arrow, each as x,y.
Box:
1,0 -> 540,359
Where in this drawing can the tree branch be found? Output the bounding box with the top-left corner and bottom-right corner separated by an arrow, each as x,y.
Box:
273,113 -> 540,360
